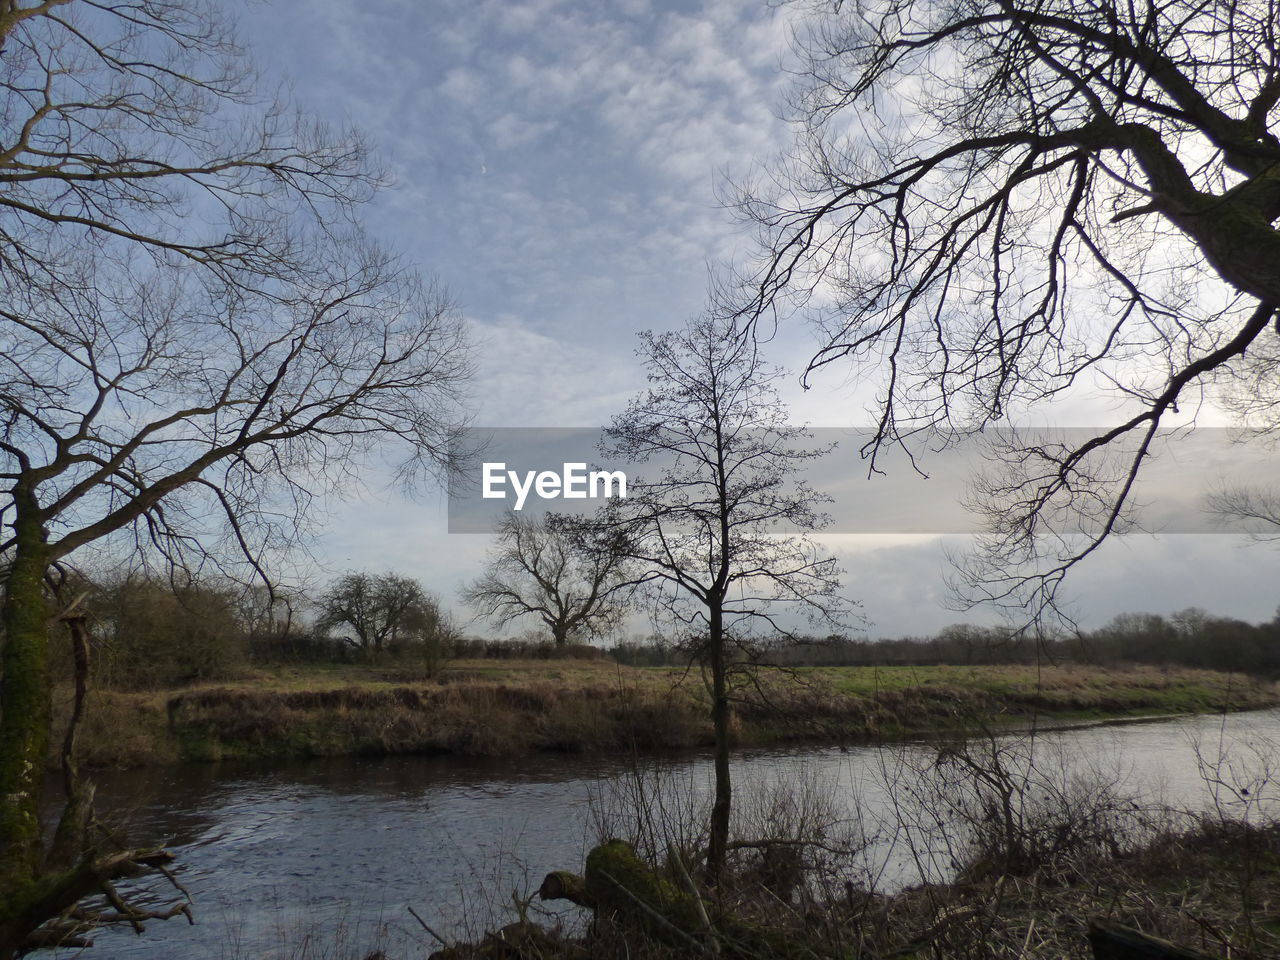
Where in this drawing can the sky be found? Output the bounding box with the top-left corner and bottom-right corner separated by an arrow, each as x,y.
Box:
238,0 -> 1280,638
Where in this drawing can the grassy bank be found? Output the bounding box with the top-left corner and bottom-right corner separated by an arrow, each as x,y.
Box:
61,661 -> 1280,768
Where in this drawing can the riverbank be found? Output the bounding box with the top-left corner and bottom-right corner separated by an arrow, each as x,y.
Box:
63,661 -> 1279,768
445,818 -> 1280,960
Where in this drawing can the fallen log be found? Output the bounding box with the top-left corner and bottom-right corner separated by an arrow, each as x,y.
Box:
539,840 -> 822,960
1088,919 -> 1217,960
537,870 -> 594,909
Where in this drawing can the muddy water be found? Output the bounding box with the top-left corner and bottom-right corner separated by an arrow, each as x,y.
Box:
59,709 -> 1280,959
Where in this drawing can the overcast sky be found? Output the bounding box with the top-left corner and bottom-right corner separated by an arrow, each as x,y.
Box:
241,0 -> 1280,638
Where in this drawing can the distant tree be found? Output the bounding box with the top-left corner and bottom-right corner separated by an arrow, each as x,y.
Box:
317,572 -> 446,664
91,573 -> 247,688
1091,612 -> 1179,665
734,0 -> 1280,615
597,315 -> 851,881
463,513 -> 631,647
0,2 -> 469,952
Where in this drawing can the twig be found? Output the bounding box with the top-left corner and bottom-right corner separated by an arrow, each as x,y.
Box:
408,905 -> 448,947
157,862 -> 194,904
99,879 -> 145,935
1018,916 -> 1036,958
669,844 -> 720,957
880,905 -> 978,959
727,837 -> 858,858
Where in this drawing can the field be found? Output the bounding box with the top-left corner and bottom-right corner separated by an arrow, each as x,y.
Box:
61,660 -> 1280,769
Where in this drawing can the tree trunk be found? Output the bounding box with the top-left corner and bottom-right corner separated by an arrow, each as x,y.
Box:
0,494 -> 52,940
0,499 -> 51,881
706,602 -> 731,884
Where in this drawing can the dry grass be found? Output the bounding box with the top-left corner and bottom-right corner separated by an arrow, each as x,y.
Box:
57,661 -> 1280,769
829,818 -> 1280,959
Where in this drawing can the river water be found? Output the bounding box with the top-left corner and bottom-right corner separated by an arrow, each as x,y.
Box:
58,709 -> 1280,959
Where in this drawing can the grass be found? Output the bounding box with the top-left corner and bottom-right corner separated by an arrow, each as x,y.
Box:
57,660 -> 1280,769
813,663 -> 1266,717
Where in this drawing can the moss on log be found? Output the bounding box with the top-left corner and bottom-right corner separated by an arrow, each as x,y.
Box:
541,840 -> 825,960
537,870 -> 593,908
583,839 -> 713,951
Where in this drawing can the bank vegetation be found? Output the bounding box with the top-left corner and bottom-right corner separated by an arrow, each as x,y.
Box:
57,660 -> 1279,769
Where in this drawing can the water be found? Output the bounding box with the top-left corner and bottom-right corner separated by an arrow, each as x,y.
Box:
58,709 -> 1280,959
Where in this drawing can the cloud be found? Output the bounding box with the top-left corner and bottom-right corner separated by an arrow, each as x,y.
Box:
824,533 -> 1280,637
469,315 -> 640,425
241,0 -> 803,349
231,1 -> 1279,637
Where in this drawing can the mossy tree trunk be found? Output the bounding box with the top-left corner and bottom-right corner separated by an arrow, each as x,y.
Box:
0,494 -> 187,957
0,490 -> 53,949
0,493 -> 51,881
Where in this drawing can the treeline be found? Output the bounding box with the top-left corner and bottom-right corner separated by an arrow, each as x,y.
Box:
611,608 -> 1280,677
50,569 -> 460,689
45,568 -> 617,691
39,566 -> 1280,690
1062,608 -> 1280,675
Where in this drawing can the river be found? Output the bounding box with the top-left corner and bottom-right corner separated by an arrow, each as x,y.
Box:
56,709 -> 1280,959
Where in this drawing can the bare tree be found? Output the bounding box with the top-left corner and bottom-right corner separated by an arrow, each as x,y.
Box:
317,571 -> 446,663
597,315 -> 851,881
0,2 -> 469,954
463,513 -> 631,647
1207,483 -> 1280,542
733,0 -> 1280,616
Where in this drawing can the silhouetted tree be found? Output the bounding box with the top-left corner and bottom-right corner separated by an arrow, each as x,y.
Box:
317,572 -> 446,663
464,514 -> 631,647
735,0 -> 1280,615
597,315 -> 851,880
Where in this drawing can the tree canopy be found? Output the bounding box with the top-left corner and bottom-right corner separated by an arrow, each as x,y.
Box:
317,572 -> 447,663
734,0 -> 1280,613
